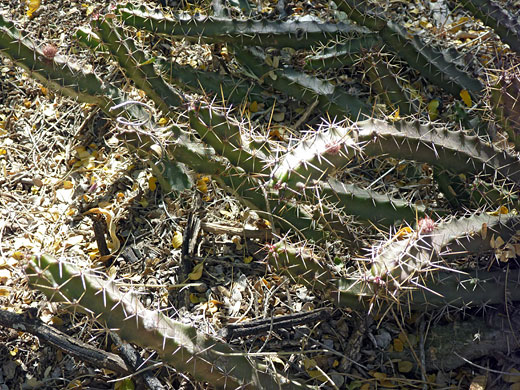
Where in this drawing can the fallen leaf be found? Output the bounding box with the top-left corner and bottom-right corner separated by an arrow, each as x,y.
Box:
460,89 -> 472,107
189,263 -> 204,280
27,0 -> 40,17
172,231 -> 183,249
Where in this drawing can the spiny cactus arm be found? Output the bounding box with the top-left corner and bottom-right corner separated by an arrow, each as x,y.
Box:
0,15 -> 117,113
118,7 -> 368,49
356,119 -> 520,186
319,179 -> 424,225
459,0 -> 520,55
381,21 -> 484,98
270,125 -> 360,188
94,18 -> 183,116
272,118 -> 520,191
490,74 -> 520,151
370,213 -> 520,285
234,46 -> 371,119
188,107 -> 266,175
332,267 -> 520,310
156,58 -> 266,106
26,255 -> 313,390
304,35 -> 382,70
338,0 -> 483,98
75,26 -> 264,107
359,53 -> 413,116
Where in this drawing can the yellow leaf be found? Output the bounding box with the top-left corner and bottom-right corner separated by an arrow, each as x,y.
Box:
196,177 -> 209,193
307,369 -> 327,382
394,226 -> 412,239
51,316 -> 64,326
157,117 -> 169,126
27,0 -> 40,17
371,371 -> 387,381
249,101 -> 259,113
149,176 -> 157,191
172,231 -> 183,249
391,107 -> 400,121
460,89 -> 472,107
488,206 -> 509,216
398,360 -> 413,373
428,99 -> 439,120
469,375 -> 487,390
303,358 -> 317,370
393,338 -> 404,352
189,293 -> 204,304
11,251 -> 24,261
503,368 -> 520,383
189,263 -> 204,280
243,256 -> 253,264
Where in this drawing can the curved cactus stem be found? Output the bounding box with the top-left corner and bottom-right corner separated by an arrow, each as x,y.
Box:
26,255 -> 314,390
356,119 -> 520,186
0,15 -> 117,113
94,18 -> 183,115
118,7 -> 368,49
76,26 -> 264,106
157,58 -> 266,106
369,213 -> 520,286
305,35 -> 382,70
338,0 -> 483,98
318,178 -> 425,225
333,267 -> 520,311
272,118 -> 520,191
188,105 -> 267,174
459,0 -> 520,56
234,46 -> 371,119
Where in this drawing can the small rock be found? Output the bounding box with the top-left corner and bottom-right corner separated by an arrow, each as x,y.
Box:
374,329 -> 392,349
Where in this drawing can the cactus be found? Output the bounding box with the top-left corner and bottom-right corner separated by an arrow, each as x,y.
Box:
26,255 -> 312,390
2,0 -> 520,386
119,6 -> 368,49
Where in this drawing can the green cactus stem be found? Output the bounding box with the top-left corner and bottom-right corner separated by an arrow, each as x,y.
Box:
119,7 -> 369,49
272,119 -> 520,189
369,213 -> 520,287
26,255 -> 313,390
233,46 -> 371,119
94,18 -> 183,114
304,35 -> 382,70
0,15 -> 118,113
459,0 -> 520,55
338,0 -> 484,98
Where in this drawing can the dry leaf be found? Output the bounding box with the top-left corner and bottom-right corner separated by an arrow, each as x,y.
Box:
188,263 -> 204,280
27,0 -> 40,17
172,231 -> 183,249
460,90 -> 472,107
469,375 -> 487,390
398,360 -> 413,373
